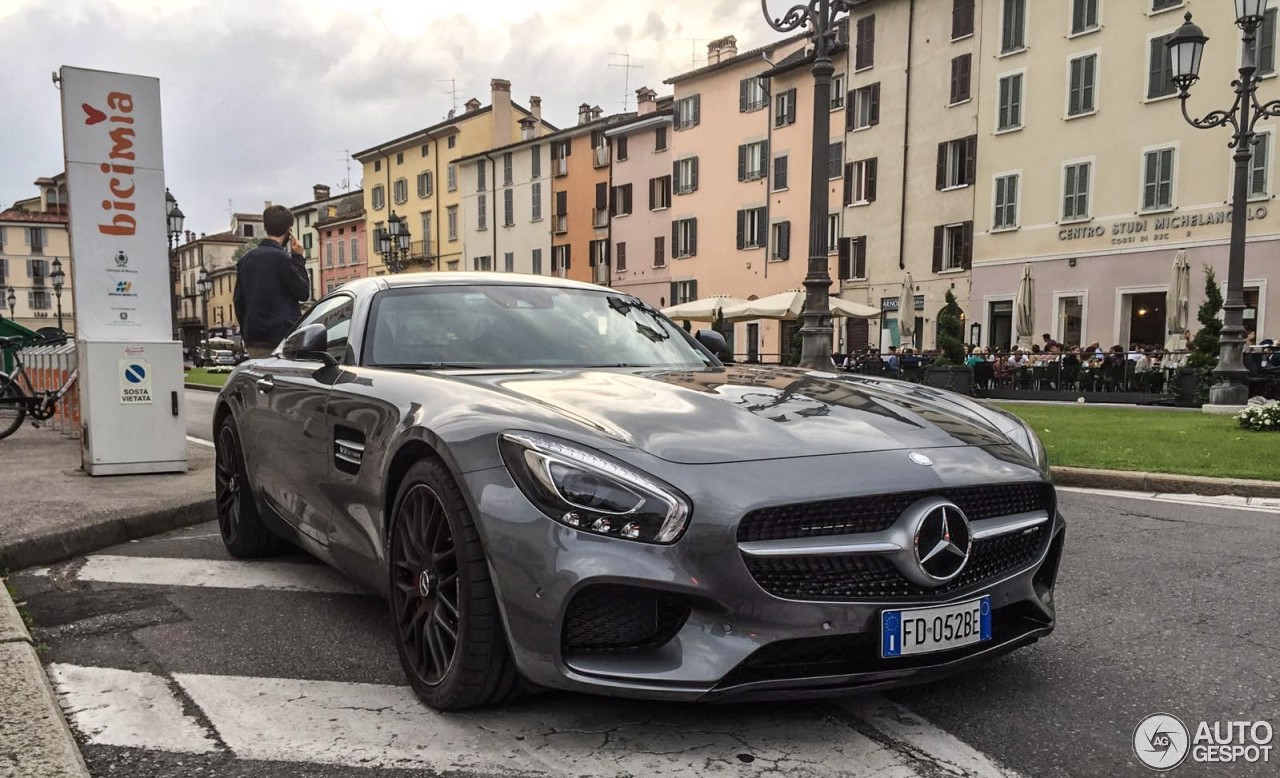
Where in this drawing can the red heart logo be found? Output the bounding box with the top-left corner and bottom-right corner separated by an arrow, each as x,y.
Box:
82,103 -> 106,125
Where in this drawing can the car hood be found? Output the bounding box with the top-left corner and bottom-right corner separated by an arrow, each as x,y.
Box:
457,366 -> 1011,465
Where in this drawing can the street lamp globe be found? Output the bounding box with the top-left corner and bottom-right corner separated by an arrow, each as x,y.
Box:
376,226 -> 391,257
5,286 -> 15,318
168,203 -> 185,241
1236,0 -> 1269,27
50,258 -> 66,291
1167,13 -> 1209,92
196,266 -> 211,297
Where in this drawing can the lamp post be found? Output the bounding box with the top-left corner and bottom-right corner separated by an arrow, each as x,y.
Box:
761,0 -> 851,369
166,188 -> 185,338
50,257 -> 66,332
1167,2 -> 1278,407
196,265 -> 211,343
376,212 -> 412,274
5,286 -> 15,321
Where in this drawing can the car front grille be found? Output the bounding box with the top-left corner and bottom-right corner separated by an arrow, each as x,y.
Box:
561,585 -> 690,654
742,520 -> 1050,602
736,482 -> 1054,543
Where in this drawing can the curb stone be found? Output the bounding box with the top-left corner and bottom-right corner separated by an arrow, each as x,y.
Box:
1051,466 -> 1280,499
183,382 -> 221,393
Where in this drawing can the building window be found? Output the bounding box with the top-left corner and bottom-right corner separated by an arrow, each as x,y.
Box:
827,213 -> 840,254
532,248 -> 543,275
1068,53 -> 1098,116
953,0 -> 975,39
325,242 -> 334,267
422,143 -> 430,158
1261,9 -> 1277,76
1151,0 -> 1181,11
936,136 -> 977,189
828,142 -> 844,180
1063,161 -> 1092,221
26,229 -> 47,253
552,245 -> 571,276
675,95 -> 701,130
934,222 -> 973,272
845,157 -> 878,205
417,171 -> 433,198
477,193 -> 488,231
839,236 -> 868,280
474,256 -> 492,272
1142,147 -> 1176,211
672,280 -> 698,306
1002,0 -> 1026,54
421,211 -> 432,246
504,252 -> 514,273
741,77 -> 768,112
615,242 -> 628,272
476,161 -> 487,192
739,141 -> 768,181
351,237 -> 359,263
831,74 -> 846,109
1072,0 -> 1099,34
589,240 -> 609,278
447,205 -> 459,241
531,145 -> 542,179
950,55 -> 972,104
998,73 -> 1024,130
737,207 -> 767,250
855,15 -> 875,70
503,189 -> 515,227
611,183 -> 634,217
374,160 -> 381,172
338,239 -> 345,266
531,182 -> 543,221
447,164 -> 458,192
775,88 -> 797,127
616,136 -> 629,161
674,158 -> 698,195
1148,34 -> 1176,99
673,218 -> 697,258
371,185 -> 386,210
448,135 -> 456,149
655,126 -> 668,151
553,140 -> 571,176
594,182 -> 609,227
769,222 -> 791,261
393,178 -> 408,204
554,191 -> 568,233
29,290 -> 51,310
654,236 -> 666,268
1251,131 -> 1272,198
847,83 -> 881,130
396,152 -> 404,165
994,173 -> 1019,230
649,175 -> 672,210
774,156 -> 789,191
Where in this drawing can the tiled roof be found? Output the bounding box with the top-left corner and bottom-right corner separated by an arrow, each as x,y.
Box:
0,209 -> 68,224
664,32 -> 808,85
352,101 -> 558,160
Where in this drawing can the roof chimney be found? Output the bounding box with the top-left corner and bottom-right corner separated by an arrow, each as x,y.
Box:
636,87 -> 658,116
578,102 -> 592,126
491,78 -> 513,145
520,117 -> 537,141
465,97 -> 482,114
590,105 -> 603,122
313,184 -> 331,202
707,35 -> 739,65
529,95 -> 543,129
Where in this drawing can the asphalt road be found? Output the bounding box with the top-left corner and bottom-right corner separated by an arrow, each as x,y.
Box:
185,387 -> 217,441
7,390 -> 1274,776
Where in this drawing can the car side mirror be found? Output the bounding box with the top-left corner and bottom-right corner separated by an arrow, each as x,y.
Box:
281,323 -> 336,366
695,329 -> 727,359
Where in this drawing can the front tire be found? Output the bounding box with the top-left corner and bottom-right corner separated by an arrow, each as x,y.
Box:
0,376 -> 27,441
388,459 -> 521,711
215,417 -> 284,557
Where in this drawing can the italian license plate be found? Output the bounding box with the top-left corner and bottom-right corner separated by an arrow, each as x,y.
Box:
881,596 -> 992,658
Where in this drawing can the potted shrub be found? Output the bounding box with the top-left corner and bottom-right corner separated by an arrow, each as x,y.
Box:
1183,266 -> 1223,406
924,290 -> 973,394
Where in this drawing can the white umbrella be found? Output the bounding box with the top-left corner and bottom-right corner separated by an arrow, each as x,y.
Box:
660,295 -> 746,321
720,290 -> 877,322
202,336 -> 235,347
1163,250 -> 1192,367
898,273 -> 915,344
1015,264 -> 1035,351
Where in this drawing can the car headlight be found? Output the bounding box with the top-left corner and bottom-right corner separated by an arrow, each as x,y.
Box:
499,433 -> 691,544
988,410 -> 1049,471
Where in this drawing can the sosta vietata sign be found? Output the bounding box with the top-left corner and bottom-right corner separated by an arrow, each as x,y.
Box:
61,66 -> 171,342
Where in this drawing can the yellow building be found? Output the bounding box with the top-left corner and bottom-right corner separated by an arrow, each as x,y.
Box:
0,175 -> 76,334
352,79 -> 555,275
207,264 -> 237,339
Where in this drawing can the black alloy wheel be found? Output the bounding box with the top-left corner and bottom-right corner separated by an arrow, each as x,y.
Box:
0,380 -> 27,441
215,418 -> 283,558
387,459 -> 522,710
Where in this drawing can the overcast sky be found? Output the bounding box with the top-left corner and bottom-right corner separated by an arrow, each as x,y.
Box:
0,0 -> 772,236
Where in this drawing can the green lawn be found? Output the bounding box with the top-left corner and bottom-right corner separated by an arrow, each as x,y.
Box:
996,403 -> 1280,481
184,369 -> 229,389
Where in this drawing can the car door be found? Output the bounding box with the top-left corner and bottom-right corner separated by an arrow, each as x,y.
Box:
253,295 -> 355,545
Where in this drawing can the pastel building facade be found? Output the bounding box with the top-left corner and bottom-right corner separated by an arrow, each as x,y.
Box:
0,175 -> 74,333
457,117 -> 552,274
606,89 -> 675,307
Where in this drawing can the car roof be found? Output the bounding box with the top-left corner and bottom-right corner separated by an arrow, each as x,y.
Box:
337,272 -> 611,297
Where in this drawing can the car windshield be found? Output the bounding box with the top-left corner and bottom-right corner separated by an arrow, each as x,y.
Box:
365,284 -> 716,370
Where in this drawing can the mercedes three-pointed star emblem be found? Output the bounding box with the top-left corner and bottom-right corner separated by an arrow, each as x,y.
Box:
914,503 -> 972,583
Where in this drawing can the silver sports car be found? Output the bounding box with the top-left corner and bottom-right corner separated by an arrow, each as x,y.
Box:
213,274 -> 1063,711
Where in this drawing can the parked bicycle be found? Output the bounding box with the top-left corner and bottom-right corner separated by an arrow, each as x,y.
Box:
0,335 -> 79,440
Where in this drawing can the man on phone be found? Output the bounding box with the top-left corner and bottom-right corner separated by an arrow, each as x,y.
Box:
233,204 -> 311,359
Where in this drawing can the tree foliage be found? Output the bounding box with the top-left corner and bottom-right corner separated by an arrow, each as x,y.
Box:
1187,265 -> 1223,404
934,289 -> 966,366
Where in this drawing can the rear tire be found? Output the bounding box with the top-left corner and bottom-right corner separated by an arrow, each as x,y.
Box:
215,417 -> 285,558
0,375 -> 27,441
388,459 -> 522,711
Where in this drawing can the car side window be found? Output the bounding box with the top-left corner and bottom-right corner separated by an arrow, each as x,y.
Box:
293,295 -> 355,364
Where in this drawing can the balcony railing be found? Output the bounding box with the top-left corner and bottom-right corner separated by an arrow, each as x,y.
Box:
554,158 -> 569,177
409,240 -> 434,262
553,215 -> 568,234
592,208 -> 608,228
593,146 -> 610,168
593,264 -> 610,285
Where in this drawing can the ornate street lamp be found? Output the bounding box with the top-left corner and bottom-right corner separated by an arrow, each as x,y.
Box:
1168,4 -> 1280,407
761,0 -> 852,369
6,286 -> 15,321
196,265 -> 211,339
166,188 -> 185,339
50,257 -> 66,332
376,212 -> 412,273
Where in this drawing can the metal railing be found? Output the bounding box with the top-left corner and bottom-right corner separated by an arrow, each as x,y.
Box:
593,146 -> 610,168
554,158 -> 569,177
18,340 -> 80,437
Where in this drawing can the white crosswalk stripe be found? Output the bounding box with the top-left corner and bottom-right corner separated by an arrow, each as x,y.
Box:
38,548 -> 1024,777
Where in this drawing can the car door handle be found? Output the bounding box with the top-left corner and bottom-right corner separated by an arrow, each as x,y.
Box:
256,376 -> 275,394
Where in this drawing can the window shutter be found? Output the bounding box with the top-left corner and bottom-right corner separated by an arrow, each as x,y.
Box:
1262,11 -> 1277,74
958,54 -> 971,101
1148,37 -> 1165,99
838,238 -> 851,280
595,182 -> 607,210
867,158 -> 878,202
845,91 -> 856,131
936,143 -> 948,190
961,221 -> 974,269
756,208 -> 768,247
964,135 -> 977,185
781,222 -> 791,260
690,219 -> 698,256
672,221 -> 678,257
693,95 -> 701,126
656,236 -> 664,266
555,190 -> 567,216
869,83 -> 881,125
786,89 -> 797,124
589,243 -> 597,267
670,281 -> 678,304
867,16 -> 876,66
777,156 -> 789,189
1144,152 -> 1158,209
1064,165 -> 1077,218
649,178 -> 656,210
625,185 -> 633,214
950,57 -> 961,104
738,144 -> 747,181
692,157 -> 699,191
736,210 -> 746,250
740,79 -> 749,112
932,226 -> 944,273
843,162 -> 854,205
673,160 -> 680,190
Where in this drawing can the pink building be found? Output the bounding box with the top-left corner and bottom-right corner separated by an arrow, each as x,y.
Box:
606,88 -> 674,307
317,192 -> 368,293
